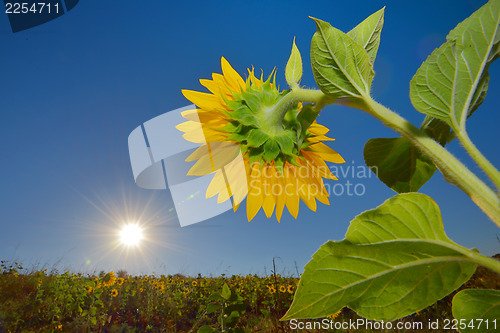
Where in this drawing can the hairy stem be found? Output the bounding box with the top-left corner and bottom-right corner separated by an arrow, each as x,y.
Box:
284,87 -> 500,226
462,249 -> 500,274
267,88 -> 330,125
359,95 -> 500,227
455,129 -> 500,193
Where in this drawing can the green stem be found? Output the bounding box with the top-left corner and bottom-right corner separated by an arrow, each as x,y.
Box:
463,249 -> 500,274
284,87 -> 500,226
455,129 -> 500,193
266,88 -> 329,125
359,96 -> 500,227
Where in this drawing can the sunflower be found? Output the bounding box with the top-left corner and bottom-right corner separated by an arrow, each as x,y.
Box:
111,288 -> 118,297
267,285 -> 277,294
177,57 -> 344,221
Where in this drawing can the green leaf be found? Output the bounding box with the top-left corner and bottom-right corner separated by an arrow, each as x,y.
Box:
221,283 -> 231,300
263,139 -> 280,163
310,17 -> 374,99
208,292 -> 223,302
421,116 -> 455,146
363,114 -> 460,194
197,325 -> 216,333
260,308 -> 271,317
283,193 -> 477,321
246,129 -> 270,147
364,137 -> 437,193
347,7 -> 385,64
285,37 -> 303,88
410,0 -> 499,131
274,135 -> 294,155
452,289 -> 500,333
206,303 -> 219,314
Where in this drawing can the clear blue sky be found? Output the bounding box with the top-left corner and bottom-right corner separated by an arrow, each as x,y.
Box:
1,0 -> 499,276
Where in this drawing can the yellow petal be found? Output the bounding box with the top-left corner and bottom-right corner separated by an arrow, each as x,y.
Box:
182,90 -> 225,112
180,109 -> 200,122
225,154 -> 248,206
302,150 -> 338,180
308,143 -> 345,163
261,164 -> 276,218
307,135 -> 335,143
221,57 -> 246,93
175,120 -> 201,133
246,163 -> 263,220
284,164 -> 300,219
309,123 -> 330,135
181,127 -> 206,144
185,145 -> 209,162
270,163 -> 286,222
206,170 -> 227,199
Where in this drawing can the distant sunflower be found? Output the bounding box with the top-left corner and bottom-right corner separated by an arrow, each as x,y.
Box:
177,57 -> 344,221
111,289 -> 118,297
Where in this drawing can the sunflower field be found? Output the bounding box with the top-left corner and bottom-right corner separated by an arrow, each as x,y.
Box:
0,260 -> 299,332
1,259 -> 499,333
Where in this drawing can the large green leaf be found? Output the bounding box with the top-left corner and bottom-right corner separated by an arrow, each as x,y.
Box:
283,193 -> 477,321
364,137 -> 437,192
285,37 -> 303,88
410,0 -> 499,131
310,17 -> 374,99
347,7 -> 385,65
452,289 -> 500,333
365,0 -> 496,193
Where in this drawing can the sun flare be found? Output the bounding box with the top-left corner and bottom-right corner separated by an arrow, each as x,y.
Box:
119,224 -> 143,246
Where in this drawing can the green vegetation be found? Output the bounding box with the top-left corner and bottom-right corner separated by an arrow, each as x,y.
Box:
0,259 -> 498,332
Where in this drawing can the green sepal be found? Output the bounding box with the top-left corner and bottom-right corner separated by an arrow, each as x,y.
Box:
241,91 -> 262,113
248,148 -> 264,166
263,139 -> 280,163
225,99 -> 243,111
227,131 -> 247,142
218,121 -> 240,133
287,155 -> 303,167
230,106 -> 260,127
239,145 -> 248,155
274,155 -> 285,176
274,135 -> 294,155
247,129 -> 270,148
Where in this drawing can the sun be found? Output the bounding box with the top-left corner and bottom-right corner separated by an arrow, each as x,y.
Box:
119,224 -> 143,246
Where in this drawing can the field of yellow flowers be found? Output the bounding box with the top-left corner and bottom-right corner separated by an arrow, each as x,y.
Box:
0,260 -> 300,332
0,259 -> 498,332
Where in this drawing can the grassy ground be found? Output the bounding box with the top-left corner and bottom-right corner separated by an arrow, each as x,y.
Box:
0,258 -> 498,332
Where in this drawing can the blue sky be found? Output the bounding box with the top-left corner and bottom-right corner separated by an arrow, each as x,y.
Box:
1,0 -> 499,276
